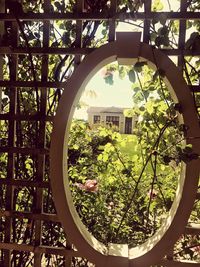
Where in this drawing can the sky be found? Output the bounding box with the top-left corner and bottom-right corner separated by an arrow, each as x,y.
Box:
73,69 -> 134,120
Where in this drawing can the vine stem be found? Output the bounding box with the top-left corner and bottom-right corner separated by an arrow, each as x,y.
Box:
112,144 -> 137,184
114,120 -> 173,240
151,47 -> 172,112
181,54 -> 198,117
173,242 -> 200,257
145,147 -> 158,233
136,70 -> 161,130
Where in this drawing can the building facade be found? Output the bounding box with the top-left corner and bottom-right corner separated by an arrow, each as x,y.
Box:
87,106 -> 137,134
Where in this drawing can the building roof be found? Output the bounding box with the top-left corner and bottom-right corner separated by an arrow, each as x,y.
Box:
87,106 -> 128,114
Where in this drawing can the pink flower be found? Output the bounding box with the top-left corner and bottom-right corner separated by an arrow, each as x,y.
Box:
147,188 -> 158,199
100,68 -> 107,77
191,245 -> 200,253
75,179 -> 98,192
107,202 -> 114,210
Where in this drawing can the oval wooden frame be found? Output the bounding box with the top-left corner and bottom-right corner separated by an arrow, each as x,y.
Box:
50,32 -> 200,267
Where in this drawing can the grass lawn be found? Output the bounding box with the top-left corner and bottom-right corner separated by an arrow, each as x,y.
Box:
118,134 -> 139,158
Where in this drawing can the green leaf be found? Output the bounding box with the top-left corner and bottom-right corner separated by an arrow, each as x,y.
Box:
162,36 -> 170,47
152,18 -> 159,25
153,69 -> 165,81
150,32 -> 157,42
62,32 -> 71,44
134,62 -> 147,73
185,32 -> 200,49
128,69 -> 136,83
160,26 -> 169,36
54,1 -> 62,10
104,73 -> 114,85
143,91 -> 149,99
97,154 -> 103,161
102,153 -> 109,162
132,86 -> 140,93
159,13 -> 167,25
73,144 -> 79,150
145,101 -> 154,114
155,36 -> 161,47
149,86 -> 155,91
139,106 -> 145,111
152,0 -> 164,11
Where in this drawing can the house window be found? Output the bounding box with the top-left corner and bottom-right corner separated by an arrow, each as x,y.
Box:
93,115 -> 100,124
106,116 -> 119,127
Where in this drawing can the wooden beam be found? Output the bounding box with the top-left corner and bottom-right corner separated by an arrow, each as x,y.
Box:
0,82 -> 198,92
0,242 -> 80,257
0,12 -> 200,21
184,224 -> 200,235
0,210 -> 58,222
0,147 -> 49,155
1,47 -> 200,56
0,46 -> 94,55
0,179 -> 50,188
159,259 -> 200,266
0,80 -> 66,88
0,113 -> 54,121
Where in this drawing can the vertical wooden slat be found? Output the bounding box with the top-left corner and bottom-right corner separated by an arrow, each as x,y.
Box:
74,0 -> 83,68
109,0 -> 117,42
4,3 -> 18,266
166,246 -> 174,262
178,0 -> 187,70
143,0 -> 152,43
33,1 -> 50,266
0,0 -> 5,114
63,1 -> 85,265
